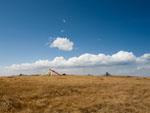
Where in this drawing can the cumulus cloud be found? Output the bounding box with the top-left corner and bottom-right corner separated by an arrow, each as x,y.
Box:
50,37 -> 74,51
6,60 -> 51,71
136,54 -> 150,66
5,51 -> 136,70
2,51 -> 150,76
138,54 -> 150,61
141,54 -> 150,60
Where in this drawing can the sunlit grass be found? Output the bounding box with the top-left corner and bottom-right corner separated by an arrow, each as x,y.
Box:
0,75 -> 150,113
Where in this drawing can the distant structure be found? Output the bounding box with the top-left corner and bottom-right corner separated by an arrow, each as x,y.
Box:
48,68 -> 62,76
19,74 -> 23,76
105,72 -> 111,76
62,73 -> 67,76
87,74 -> 93,76
19,74 -> 24,76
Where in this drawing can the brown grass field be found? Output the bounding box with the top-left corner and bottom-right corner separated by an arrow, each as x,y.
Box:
0,75 -> 150,113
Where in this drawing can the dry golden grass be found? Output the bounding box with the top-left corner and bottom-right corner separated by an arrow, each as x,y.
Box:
0,75 -> 150,113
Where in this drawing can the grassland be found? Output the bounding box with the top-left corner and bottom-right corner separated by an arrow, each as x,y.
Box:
0,75 -> 150,113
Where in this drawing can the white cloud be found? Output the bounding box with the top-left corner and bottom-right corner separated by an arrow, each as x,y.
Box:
136,53 -> 150,64
139,53 -> 150,61
2,51 -> 150,76
62,19 -> 66,23
6,51 -> 135,70
6,60 -> 50,71
141,54 -> 150,60
50,37 -> 74,51
111,51 -> 136,64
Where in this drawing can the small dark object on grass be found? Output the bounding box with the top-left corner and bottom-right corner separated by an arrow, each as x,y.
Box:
62,73 -> 66,76
105,72 -> 111,76
88,74 -> 93,76
19,74 -> 24,76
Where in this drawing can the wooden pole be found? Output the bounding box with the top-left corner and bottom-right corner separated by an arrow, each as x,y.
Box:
50,70 -> 52,76
49,69 -> 62,76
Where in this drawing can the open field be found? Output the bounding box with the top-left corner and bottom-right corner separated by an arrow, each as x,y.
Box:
0,75 -> 150,113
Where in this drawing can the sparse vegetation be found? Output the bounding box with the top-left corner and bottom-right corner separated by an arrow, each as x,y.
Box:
0,75 -> 150,113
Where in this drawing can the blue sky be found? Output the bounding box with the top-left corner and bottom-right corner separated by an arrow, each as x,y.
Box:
0,0 -> 150,76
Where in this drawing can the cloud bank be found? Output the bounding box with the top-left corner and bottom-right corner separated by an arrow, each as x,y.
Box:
1,51 -> 150,76
50,37 -> 74,51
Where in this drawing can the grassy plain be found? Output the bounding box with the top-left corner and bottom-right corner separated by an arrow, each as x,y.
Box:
0,75 -> 150,113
